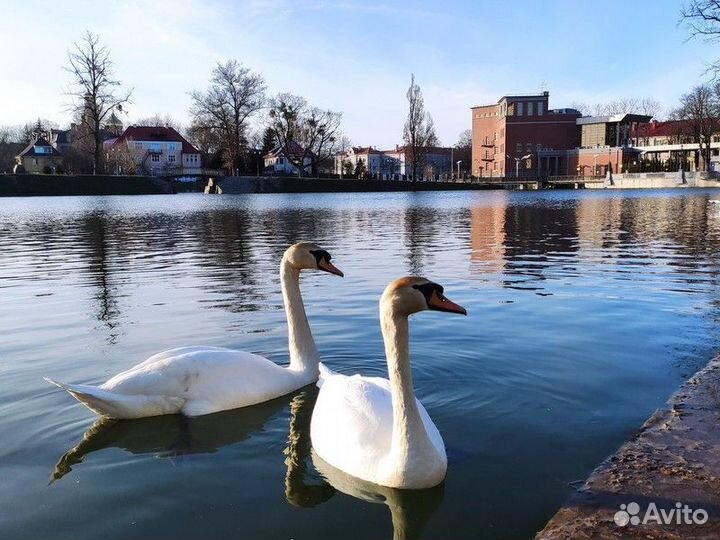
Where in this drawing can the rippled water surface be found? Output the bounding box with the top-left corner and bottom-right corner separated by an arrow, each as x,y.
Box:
2,190 -> 720,540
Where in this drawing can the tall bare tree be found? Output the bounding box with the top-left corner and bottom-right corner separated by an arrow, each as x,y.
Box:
268,93 -> 343,176
673,83 -> 719,171
189,60 -> 266,174
454,129 -> 472,175
65,31 -> 132,174
572,98 -> 661,118
134,113 -> 182,131
403,74 -> 437,181
682,1 -> 720,74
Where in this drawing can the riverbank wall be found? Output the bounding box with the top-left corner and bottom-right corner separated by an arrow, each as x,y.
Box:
213,175 -> 539,194
536,356 -> 720,539
0,174 -> 175,196
589,171 -> 720,190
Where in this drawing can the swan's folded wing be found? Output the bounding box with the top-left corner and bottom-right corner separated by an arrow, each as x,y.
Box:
311,374 -> 394,477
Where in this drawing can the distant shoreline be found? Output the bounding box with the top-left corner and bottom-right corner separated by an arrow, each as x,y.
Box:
1,172 -> 718,197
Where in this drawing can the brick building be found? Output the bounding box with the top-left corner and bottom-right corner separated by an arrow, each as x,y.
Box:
471,92 -> 580,177
537,113 -> 652,177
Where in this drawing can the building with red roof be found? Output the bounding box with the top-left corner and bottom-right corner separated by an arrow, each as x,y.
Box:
104,126 -> 202,176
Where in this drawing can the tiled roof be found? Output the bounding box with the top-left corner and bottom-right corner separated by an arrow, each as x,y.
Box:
17,137 -> 62,158
632,120 -> 699,138
264,142 -> 312,159
113,126 -> 200,154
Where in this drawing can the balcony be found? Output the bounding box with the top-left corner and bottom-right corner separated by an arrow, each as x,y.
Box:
481,139 -> 495,147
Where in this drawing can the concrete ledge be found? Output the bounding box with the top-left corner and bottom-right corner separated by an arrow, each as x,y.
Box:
0,174 -> 174,196
536,357 -> 720,539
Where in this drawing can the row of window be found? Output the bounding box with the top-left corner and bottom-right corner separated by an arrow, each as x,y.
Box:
515,142 -> 543,154
150,154 -> 177,163
134,142 -> 179,151
511,101 -> 544,117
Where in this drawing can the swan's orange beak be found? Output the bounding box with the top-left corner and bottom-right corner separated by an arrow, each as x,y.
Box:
428,290 -> 467,315
318,258 -> 344,277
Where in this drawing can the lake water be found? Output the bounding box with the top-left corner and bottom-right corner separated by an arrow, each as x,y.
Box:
2,190 -> 720,540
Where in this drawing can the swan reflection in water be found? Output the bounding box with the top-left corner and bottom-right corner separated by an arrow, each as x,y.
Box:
52,387 -> 443,539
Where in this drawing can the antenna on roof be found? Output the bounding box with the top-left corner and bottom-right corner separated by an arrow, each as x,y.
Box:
539,80 -> 547,93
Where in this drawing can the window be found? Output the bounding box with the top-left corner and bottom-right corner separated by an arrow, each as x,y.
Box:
516,143 -> 522,154
538,102 -> 544,116
517,102 -> 524,116
168,154 -> 176,163
278,157 -> 284,164
135,142 -> 142,150
151,154 -> 160,163
149,143 -> 161,153
33,158 -> 38,165
714,135 -> 720,143
168,143 -> 178,151
714,149 -> 720,156
527,102 -> 534,116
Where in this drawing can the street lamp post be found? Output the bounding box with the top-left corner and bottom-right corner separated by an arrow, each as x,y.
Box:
509,154 -> 532,178
456,160 -> 462,181
593,154 -> 599,177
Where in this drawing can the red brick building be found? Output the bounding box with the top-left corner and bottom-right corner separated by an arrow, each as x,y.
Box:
471,92 -> 580,177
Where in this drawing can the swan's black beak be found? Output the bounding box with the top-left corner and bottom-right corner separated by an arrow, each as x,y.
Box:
310,249 -> 344,277
427,290 -> 466,315
317,258 -> 344,277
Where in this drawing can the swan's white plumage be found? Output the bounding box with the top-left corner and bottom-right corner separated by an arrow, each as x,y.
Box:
311,366 -> 445,488
311,276 -> 454,489
45,243 -> 337,419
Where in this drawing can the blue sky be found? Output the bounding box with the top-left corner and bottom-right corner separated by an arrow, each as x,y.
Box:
0,0 -> 716,148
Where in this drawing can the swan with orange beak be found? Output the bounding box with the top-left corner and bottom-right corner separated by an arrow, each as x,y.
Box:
311,277 -> 466,489
45,242 -> 343,418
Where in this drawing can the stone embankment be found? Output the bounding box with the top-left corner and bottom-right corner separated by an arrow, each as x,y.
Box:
0,174 -> 175,196
536,357 -> 720,540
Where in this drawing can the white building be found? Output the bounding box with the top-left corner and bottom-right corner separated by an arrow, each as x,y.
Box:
104,126 -> 202,176
335,145 -> 454,179
264,143 -> 312,175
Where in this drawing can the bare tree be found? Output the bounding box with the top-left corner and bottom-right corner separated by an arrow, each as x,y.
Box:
403,74 -> 438,180
673,83 -> 719,171
577,97 -> 661,118
454,129 -> 472,174
268,93 -> 343,176
134,113 -> 182,131
189,60 -> 266,174
682,1 -> 720,74
65,31 -> 132,174
0,125 -> 25,173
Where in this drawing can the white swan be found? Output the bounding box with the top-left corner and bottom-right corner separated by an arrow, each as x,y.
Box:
45,242 -> 343,419
310,277 -> 466,489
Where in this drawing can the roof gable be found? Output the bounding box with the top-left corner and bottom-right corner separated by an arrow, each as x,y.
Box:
113,126 -> 200,154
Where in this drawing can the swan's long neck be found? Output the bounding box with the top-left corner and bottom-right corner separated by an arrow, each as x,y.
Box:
281,258 -> 320,376
381,301 -> 431,462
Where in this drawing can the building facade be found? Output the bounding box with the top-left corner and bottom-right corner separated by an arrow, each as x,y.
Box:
634,120 -> 720,173
335,145 -> 454,179
104,126 -> 202,176
263,143 -> 313,175
471,92 -> 581,177
537,113 -> 652,177
15,135 -> 64,174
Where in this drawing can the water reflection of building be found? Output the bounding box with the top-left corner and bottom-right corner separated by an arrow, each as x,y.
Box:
469,192 -> 507,274
501,197 -> 580,289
